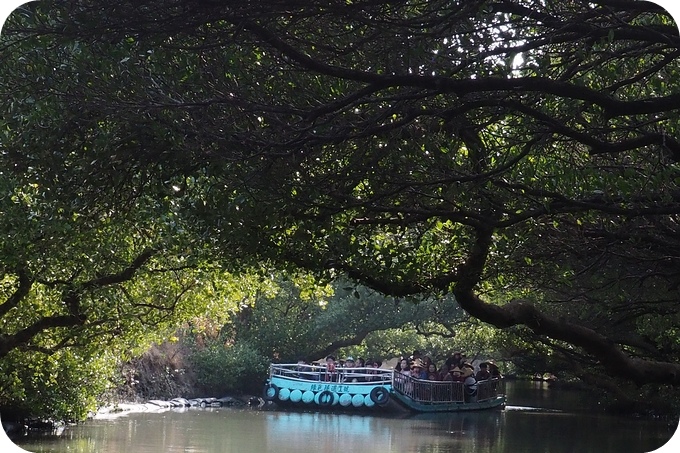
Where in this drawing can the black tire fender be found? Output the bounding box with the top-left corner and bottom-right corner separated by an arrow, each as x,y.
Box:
263,383 -> 279,401
370,386 -> 390,406
317,390 -> 334,407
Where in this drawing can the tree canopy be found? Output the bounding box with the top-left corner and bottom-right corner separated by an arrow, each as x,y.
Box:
2,0 -> 680,414
227,277 -> 466,362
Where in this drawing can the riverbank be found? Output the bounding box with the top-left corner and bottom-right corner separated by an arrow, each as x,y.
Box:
2,393 -> 266,439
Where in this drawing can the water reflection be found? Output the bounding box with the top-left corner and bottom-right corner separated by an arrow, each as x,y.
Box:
266,412 -> 391,452
264,410 -> 505,453
14,382 -> 677,453
399,411 -> 505,453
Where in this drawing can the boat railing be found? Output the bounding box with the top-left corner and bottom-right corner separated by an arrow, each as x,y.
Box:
476,377 -> 503,402
391,374 -> 503,404
269,363 -> 393,384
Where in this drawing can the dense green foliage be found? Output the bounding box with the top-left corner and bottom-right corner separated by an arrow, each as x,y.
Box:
189,340 -> 268,396
1,0 -> 680,419
0,348 -> 116,421
0,167 -> 215,419
229,278 -> 465,362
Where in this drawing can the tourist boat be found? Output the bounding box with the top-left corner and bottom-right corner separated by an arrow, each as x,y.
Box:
263,363 -> 505,412
263,363 -> 394,410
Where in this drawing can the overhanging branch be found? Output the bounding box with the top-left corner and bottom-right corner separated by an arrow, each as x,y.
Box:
452,228 -> 680,386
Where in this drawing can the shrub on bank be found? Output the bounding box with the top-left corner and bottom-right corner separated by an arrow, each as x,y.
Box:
0,348 -> 116,423
190,340 -> 269,396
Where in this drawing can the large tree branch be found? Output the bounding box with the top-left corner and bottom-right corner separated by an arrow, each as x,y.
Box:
0,267 -> 33,318
0,314 -> 85,358
333,260 -> 458,297
81,248 -> 156,289
313,330 -> 371,362
242,20 -> 680,117
452,228 -> 680,386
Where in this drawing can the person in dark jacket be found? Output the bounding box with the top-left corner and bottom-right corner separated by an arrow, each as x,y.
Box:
476,362 -> 491,381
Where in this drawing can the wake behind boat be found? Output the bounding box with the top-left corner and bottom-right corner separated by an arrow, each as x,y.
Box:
263,363 -> 505,413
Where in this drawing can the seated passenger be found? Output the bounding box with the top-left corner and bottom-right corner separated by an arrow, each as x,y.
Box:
344,356 -> 355,368
461,366 -> 478,402
398,358 -> 411,376
364,360 -> 374,380
438,363 -> 450,381
423,356 -> 433,370
445,366 -> 465,382
371,360 -> 384,381
445,351 -> 463,369
324,355 -> 338,382
427,363 -> 440,381
394,358 -> 411,388
295,357 -> 311,379
342,356 -> 359,382
355,357 -> 366,381
476,362 -> 491,381
460,361 -> 475,373
488,361 -> 502,378
411,358 -> 427,379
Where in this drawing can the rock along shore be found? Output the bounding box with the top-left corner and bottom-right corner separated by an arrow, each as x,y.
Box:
94,395 -> 266,419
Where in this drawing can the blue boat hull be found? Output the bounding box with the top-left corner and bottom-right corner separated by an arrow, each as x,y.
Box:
265,374 -> 392,410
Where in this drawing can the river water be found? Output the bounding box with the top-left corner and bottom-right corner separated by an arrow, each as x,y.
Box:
12,381 -> 679,453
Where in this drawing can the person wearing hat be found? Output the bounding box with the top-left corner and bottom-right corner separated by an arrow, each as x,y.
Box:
487,361 -> 502,378
461,366 -> 478,402
445,365 -> 464,382
341,356 -> 358,382
411,358 -> 427,379
460,362 -> 475,372
461,366 -> 475,379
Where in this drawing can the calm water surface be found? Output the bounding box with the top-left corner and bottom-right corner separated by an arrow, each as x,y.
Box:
14,382 -> 678,453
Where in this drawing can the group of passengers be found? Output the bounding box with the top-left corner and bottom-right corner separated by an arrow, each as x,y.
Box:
319,355 -> 388,382
295,350 -> 501,386
393,351 -> 502,401
394,350 -> 501,383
